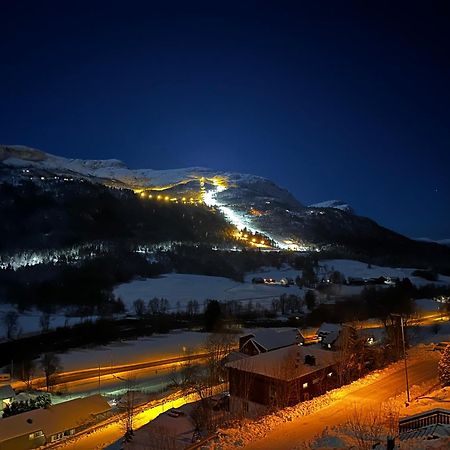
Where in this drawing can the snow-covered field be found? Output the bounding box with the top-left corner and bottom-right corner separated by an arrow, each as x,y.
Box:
58,330 -> 208,372
320,259 -> 450,287
3,258 -> 449,339
114,272 -> 301,313
113,259 -> 450,315
0,303 -> 96,341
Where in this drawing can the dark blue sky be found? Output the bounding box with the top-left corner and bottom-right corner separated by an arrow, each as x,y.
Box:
1,1 -> 449,239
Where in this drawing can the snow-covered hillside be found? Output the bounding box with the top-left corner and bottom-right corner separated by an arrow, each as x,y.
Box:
309,199 -> 354,213
0,145 -> 281,192
2,145 -> 450,263
0,145 -> 304,248
415,237 -> 450,247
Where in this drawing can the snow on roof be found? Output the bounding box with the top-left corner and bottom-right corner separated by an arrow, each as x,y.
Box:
0,384 -> 15,400
0,394 -> 111,442
322,330 -> 340,345
223,351 -> 250,364
226,345 -> 337,381
400,423 -> 450,441
125,404 -> 196,449
317,323 -> 342,335
250,328 -> 299,351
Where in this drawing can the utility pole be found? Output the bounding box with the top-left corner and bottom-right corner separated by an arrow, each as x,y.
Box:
400,315 -> 411,404
392,314 -> 410,404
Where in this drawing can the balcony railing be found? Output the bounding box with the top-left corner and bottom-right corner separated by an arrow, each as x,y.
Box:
399,408 -> 450,433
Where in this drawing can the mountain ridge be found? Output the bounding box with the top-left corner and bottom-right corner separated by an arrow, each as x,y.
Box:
1,144 -> 450,266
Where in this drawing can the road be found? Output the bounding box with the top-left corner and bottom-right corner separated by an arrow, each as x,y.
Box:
49,384 -> 227,450
47,391 -> 199,450
244,353 -> 440,450
42,352 -> 208,387
12,351 -> 213,394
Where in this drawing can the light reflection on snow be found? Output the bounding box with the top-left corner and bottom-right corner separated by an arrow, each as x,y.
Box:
204,183 -> 308,250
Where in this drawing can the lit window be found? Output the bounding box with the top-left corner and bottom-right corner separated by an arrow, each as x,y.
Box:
29,431 -> 44,440
302,382 -> 308,388
327,372 -> 333,377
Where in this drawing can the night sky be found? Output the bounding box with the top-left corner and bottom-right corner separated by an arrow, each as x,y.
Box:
1,1 -> 449,239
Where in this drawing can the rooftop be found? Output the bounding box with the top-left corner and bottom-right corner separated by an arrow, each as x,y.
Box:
0,394 -> 111,443
0,384 -> 15,400
245,328 -> 300,351
227,344 -> 338,381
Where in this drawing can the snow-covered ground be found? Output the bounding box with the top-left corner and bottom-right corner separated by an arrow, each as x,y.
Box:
243,266 -> 301,283
58,331 -> 207,372
0,303 -> 97,341
414,298 -> 442,313
114,272 -> 301,313
207,345 -> 445,450
320,259 -> 450,287
114,260 -> 450,315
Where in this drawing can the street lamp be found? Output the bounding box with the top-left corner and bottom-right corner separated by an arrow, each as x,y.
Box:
392,314 -> 410,404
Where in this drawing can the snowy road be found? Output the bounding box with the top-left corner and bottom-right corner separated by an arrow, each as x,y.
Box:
244,353 -> 439,450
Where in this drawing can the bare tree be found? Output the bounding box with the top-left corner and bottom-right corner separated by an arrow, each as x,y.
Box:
40,353 -> 62,392
170,332 -> 236,431
39,312 -> 51,333
133,299 -> 146,317
171,349 -> 209,402
203,332 -> 236,394
334,324 -> 369,385
120,375 -> 137,443
148,297 -> 160,315
335,406 -> 386,450
20,358 -> 35,390
3,310 -> 19,340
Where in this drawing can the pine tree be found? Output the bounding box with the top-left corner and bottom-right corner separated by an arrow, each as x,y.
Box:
438,344 -> 450,387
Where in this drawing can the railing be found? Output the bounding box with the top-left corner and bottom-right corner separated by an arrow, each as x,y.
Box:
399,408 -> 450,432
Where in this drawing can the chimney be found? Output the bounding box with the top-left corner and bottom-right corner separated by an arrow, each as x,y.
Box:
304,355 -> 316,366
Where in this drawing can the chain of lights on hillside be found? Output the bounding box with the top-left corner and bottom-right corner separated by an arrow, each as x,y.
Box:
134,176 -> 310,251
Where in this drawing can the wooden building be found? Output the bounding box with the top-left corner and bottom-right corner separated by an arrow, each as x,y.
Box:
0,394 -> 111,450
227,345 -> 338,417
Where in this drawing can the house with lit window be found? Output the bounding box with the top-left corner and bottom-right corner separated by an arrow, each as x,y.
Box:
318,323 -> 357,351
0,394 -> 111,450
226,345 -> 339,417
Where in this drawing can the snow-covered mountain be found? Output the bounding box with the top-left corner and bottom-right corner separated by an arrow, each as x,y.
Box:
0,145 -> 303,247
415,237 -> 450,247
2,144 -> 450,264
309,200 -> 354,214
